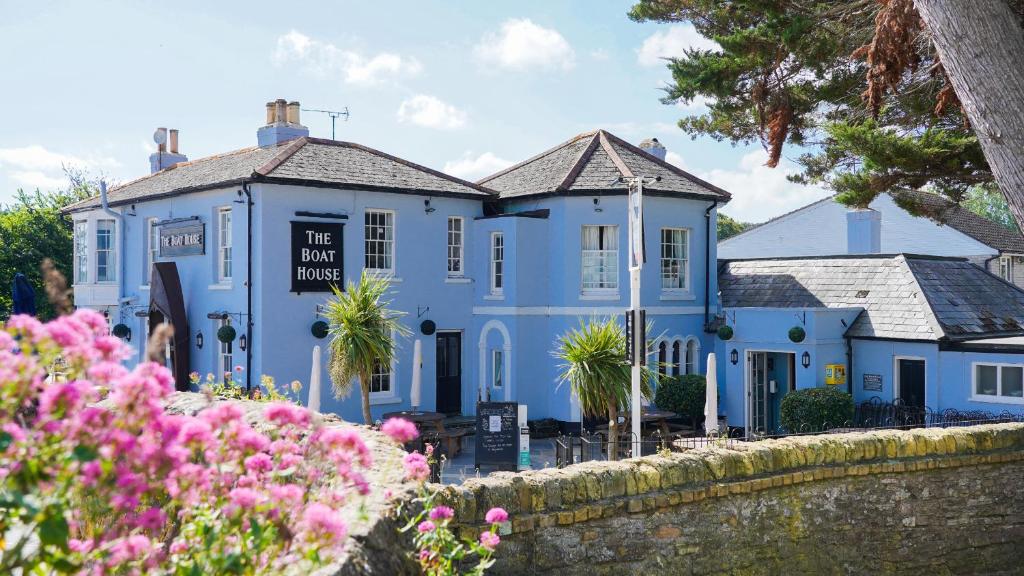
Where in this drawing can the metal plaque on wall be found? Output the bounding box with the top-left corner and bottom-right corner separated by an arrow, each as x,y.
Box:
291,221 -> 344,293
159,222 -> 205,257
863,373 -> 883,392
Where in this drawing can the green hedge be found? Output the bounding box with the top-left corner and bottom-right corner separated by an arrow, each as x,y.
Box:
654,374 -> 706,425
779,387 -> 854,432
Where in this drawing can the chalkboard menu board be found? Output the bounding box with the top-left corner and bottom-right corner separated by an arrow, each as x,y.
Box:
475,402 -> 518,470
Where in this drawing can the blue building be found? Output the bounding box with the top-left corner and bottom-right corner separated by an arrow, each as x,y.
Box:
63,99 -> 730,425
715,254 -> 1024,434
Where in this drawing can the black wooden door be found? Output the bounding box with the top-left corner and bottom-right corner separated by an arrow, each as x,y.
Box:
898,359 -> 926,409
436,332 -> 462,415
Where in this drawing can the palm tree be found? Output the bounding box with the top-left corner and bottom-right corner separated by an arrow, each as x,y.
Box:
323,271 -> 410,424
553,317 -> 656,460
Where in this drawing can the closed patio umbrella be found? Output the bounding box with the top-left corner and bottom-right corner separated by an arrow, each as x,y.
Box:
12,273 -> 36,316
704,352 -> 718,436
308,345 -> 322,413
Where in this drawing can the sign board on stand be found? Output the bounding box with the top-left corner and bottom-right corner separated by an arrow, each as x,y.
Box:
475,402 -> 518,471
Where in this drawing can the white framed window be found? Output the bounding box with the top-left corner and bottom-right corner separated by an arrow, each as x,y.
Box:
365,210 -> 395,273
685,338 -> 700,375
581,225 -> 618,293
145,218 -> 159,285
972,362 -> 1024,403
490,232 -> 504,294
370,359 -> 392,396
492,349 -> 504,389
96,219 -> 116,283
999,256 -> 1013,282
217,208 -> 232,283
74,221 -> 88,283
447,216 -> 464,277
661,228 -> 690,291
216,318 -> 233,381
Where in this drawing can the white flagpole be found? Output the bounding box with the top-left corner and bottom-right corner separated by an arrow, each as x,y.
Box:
629,178 -> 644,458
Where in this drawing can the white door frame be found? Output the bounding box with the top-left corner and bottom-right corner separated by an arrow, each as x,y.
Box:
893,355 -> 927,404
744,348 -> 797,436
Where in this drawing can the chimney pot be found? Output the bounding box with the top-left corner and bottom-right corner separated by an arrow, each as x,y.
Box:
287,101 -> 300,125
638,137 -> 667,161
169,129 -> 179,154
275,99 -> 287,124
257,98 -> 310,146
265,102 -> 276,125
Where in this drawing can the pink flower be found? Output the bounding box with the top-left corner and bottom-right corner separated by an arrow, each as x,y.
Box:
135,507 -> 167,531
269,483 -> 304,507
402,451 -> 431,482
417,520 -> 436,532
229,487 -> 261,509
302,503 -> 347,543
479,531 -> 500,551
428,506 -> 454,521
381,418 -> 418,444
265,402 -> 310,428
244,453 -> 274,474
485,507 -> 508,524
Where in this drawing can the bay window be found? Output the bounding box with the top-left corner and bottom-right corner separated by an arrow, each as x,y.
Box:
96,219 -> 116,282
74,221 -> 88,283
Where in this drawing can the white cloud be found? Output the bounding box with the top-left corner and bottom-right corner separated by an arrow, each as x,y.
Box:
676,94 -> 715,114
590,48 -> 611,61
665,151 -> 688,171
274,30 -> 422,87
474,19 -> 575,72
0,145 -> 119,191
396,95 -> 468,130
696,150 -> 829,223
443,152 -> 513,181
637,25 -> 719,67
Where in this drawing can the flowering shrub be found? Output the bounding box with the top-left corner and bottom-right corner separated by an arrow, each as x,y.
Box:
0,310 -> 372,574
384,420 -> 506,575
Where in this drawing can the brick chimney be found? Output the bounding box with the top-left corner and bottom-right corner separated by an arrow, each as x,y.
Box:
149,127 -> 188,173
257,98 -> 309,147
638,137 -> 667,161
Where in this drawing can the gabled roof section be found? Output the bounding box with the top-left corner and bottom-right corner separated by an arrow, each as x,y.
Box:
65,137 -> 493,212
478,129 -> 731,202
892,189 -> 1024,253
719,254 -> 1024,341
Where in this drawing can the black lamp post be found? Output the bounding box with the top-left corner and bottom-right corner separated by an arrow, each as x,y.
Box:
196,332 -> 204,350
801,351 -> 811,368
730,349 -> 739,365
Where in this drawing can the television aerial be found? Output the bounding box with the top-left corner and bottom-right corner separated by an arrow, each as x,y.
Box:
301,107 -> 350,140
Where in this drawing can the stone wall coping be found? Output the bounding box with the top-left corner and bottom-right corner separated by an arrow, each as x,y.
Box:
442,423 -> 1024,531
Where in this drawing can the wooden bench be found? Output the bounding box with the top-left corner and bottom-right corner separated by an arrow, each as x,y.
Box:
422,428 -> 471,458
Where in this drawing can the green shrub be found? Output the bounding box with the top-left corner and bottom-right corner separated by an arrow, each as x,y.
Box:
779,387 -> 854,432
654,374 -> 706,425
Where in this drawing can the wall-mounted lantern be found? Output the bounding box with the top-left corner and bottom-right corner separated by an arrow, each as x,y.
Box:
801,351 -> 811,369
196,331 -> 204,350
112,323 -> 131,342
730,348 -> 739,365
239,334 -> 247,351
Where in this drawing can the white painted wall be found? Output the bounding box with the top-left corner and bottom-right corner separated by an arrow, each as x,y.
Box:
719,194 -> 998,260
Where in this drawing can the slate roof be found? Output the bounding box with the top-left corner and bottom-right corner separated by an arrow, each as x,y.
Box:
719,254 -> 1024,341
65,137 -> 493,212
478,129 -> 731,202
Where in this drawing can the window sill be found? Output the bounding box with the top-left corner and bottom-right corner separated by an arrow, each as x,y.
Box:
969,394 -> 1024,405
484,294 -> 504,301
659,292 -> 695,301
208,284 -> 233,291
580,293 -> 620,301
445,277 -> 472,284
366,271 -> 402,283
370,396 -> 403,406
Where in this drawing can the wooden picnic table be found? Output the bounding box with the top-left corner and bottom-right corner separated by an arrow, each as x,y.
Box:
382,410 -> 468,457
640,408 -> 679,437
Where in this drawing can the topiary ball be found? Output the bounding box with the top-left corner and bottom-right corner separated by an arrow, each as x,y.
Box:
217,325 -> 237,344
788,326 -> 806,343
311,320 -> 329,339
112,323 -> 130,339
717,325 -> 734,341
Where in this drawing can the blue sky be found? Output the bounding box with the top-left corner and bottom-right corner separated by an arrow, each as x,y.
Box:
0,0 -> 828,222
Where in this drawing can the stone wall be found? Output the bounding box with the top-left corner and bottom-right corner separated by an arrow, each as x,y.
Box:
443,424 -> 1024,575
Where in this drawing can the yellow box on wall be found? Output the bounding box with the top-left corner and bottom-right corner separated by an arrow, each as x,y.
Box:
825,364 -> 847,386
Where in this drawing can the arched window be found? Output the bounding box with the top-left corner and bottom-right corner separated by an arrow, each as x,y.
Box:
685,338 -> 699,374
671,341 -> 681,377
658,341 -> 667,377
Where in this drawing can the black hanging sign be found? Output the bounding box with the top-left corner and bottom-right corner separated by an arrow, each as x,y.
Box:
291,221 -> 344,293
159,222 -> 205,257
475,402 -> 519,470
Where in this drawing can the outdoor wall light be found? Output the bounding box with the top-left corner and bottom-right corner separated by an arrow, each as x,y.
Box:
239,334 -> 247,352
424,198 -> 436,214
730,349 -> 739,365
801,351 -> 811,368
196,331 -> 204,350
593,197 -> 603,212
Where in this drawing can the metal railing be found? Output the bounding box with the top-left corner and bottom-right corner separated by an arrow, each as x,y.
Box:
554,398 -> 1024,468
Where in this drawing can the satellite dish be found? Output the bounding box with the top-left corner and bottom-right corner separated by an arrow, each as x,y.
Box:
153,129 -> 167,145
